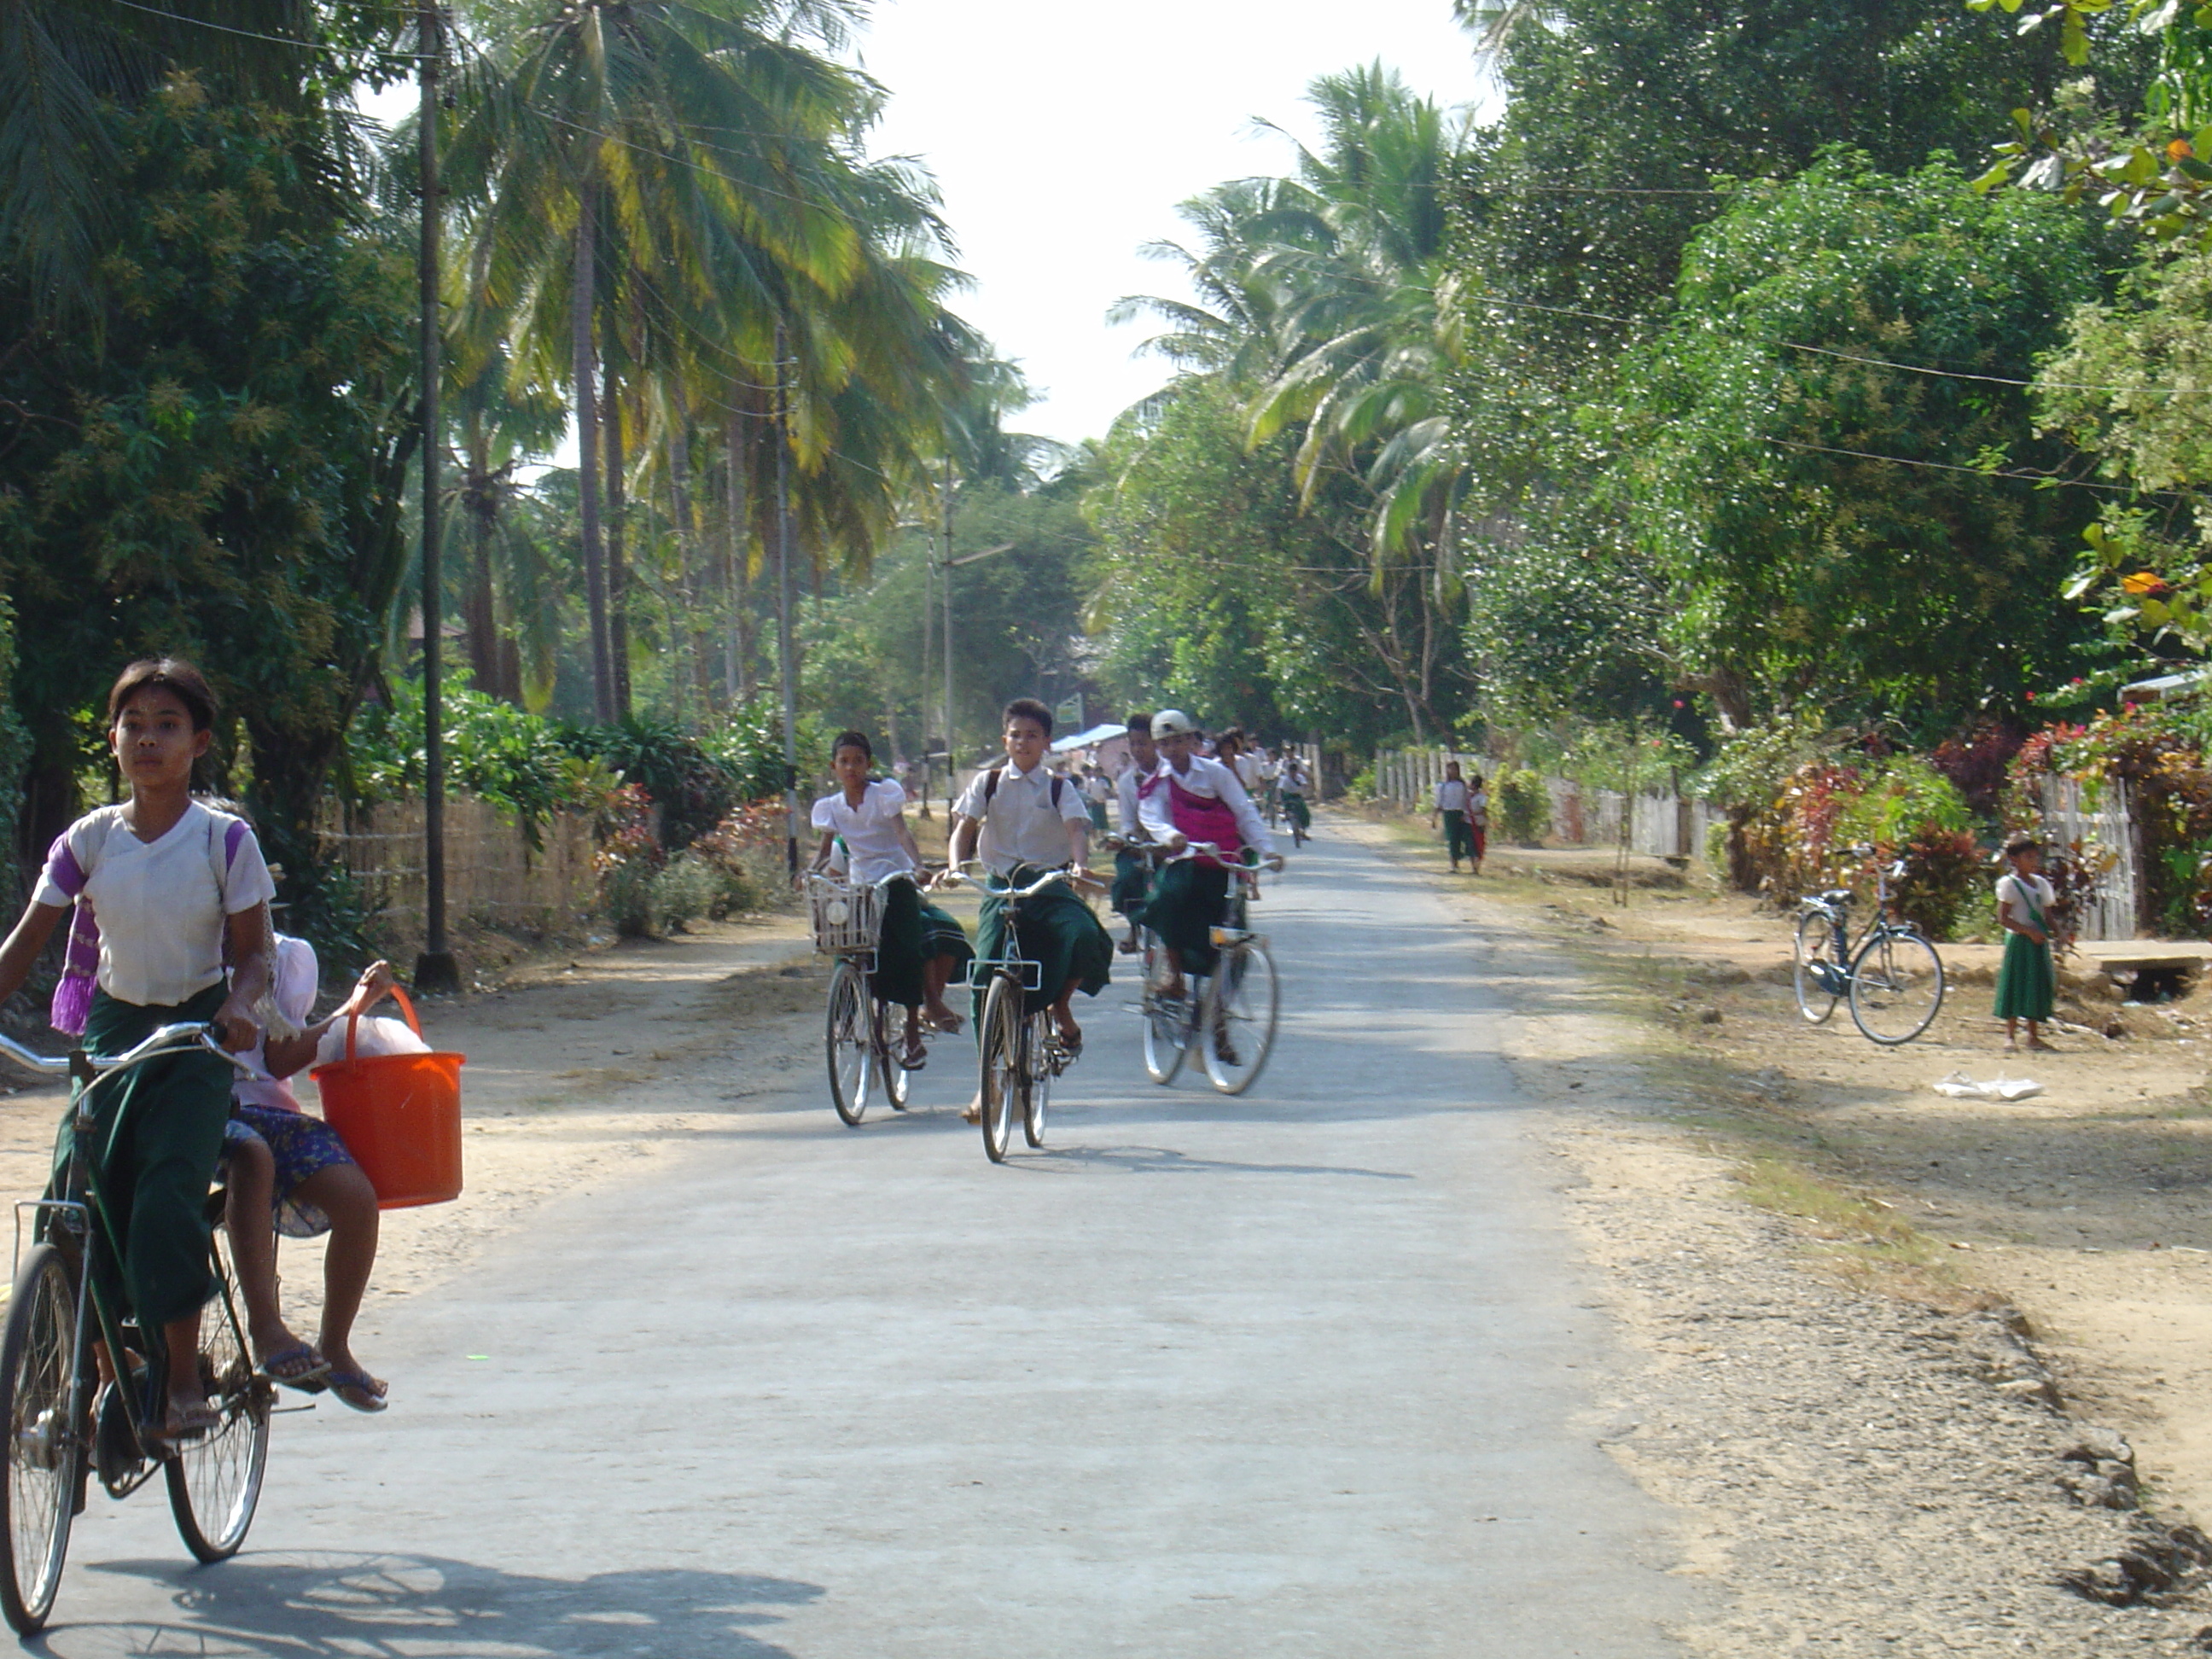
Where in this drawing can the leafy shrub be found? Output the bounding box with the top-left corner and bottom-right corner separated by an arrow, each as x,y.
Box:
348,674 -> 614,847
1348,765 -> 1377,801
695,800 -> 789,911
1832,756 -> 1971,848
557,715 -> 734,850
1493,769 -> 1551,846
649,852 -> 725,934
1890,826 -> 1984,941
594,783 -> 663,937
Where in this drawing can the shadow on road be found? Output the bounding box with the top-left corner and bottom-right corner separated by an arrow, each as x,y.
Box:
43,1552 -> 821,1658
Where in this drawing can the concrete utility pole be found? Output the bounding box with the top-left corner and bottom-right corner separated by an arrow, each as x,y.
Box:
940,457 -> 955,819
413,1 -> 459,995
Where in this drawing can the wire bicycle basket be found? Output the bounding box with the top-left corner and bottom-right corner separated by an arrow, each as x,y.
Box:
806,876 -> 884,956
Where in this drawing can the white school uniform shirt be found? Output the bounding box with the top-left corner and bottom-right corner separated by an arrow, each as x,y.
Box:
809,781 -> 916,887
1435,778 -> 1471,813
34,801 -> 276,1008
952,760 -> 1090,876
232,934 -> 319,1112
1468,784 -> 1488,825
1139,754 -> 1276,856
1995,870 -> 2055,931
1230,752 -> 1263,794
1115,761 -> 1155,839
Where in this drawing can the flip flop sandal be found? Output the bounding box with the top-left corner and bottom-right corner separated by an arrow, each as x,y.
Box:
899,1037 -> 928,1071
328,1370 -> 389,1414
256,1342 -> 332,1394
927,1013 -> 965,1036
155,1400 -> 221,1446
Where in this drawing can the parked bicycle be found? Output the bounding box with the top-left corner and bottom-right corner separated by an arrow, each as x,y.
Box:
806,871 -> 925,1127
1138,842 -> 1283,1094
943,862 -> 1085,1163
1793,849 -> 1947,1045
0,1022 -> 273,1634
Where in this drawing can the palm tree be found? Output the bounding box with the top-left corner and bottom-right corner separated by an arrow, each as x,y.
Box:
445,0 -> 873,724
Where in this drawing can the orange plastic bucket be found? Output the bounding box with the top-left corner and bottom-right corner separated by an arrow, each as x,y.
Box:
309,986 -> 466,1209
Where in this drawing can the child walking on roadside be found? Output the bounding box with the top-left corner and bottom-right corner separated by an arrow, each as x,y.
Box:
1432,762 -> 1476,873
1994,835 -> 2058,1052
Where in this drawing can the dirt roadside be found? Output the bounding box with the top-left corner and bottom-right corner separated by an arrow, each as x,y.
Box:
1334,808 -> 2212,1653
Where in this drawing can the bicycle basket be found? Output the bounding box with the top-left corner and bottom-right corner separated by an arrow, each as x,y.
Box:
807,876 -> 883,955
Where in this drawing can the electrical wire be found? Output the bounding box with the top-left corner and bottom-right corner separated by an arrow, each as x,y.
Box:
102,0 -> 432,60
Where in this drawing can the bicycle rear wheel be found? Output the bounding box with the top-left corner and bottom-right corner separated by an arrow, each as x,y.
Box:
1848,928 -> 1946,1046
1202,940 -> 1278,1095
825,959 -> 870,1126
166,1230 -> 269,1563
0,1243 -> 79,1633
1793,910 -> 1842,1024
980,975 -> 1024,1163
1140,936 -> 1190,1086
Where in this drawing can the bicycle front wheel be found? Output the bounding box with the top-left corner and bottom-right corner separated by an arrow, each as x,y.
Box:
1023,1012 -> 1052,1148
980,974 -> 1024,1163
1848,928 -> 1946,1046
166,1230 -> 269,1563
825,959 -> 870,1126
1793,910 -> 1842,1025
0,1243 -> 79,1633
1202,941 -> 1279,1095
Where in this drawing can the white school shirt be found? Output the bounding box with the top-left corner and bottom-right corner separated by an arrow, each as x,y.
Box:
1468,785 -> 1488,825
34,801 -> 275,1008
952,760 -> 1090,876
809,781 -> 916,886
1115,761 -> 1155,839
232,934 -> 319,1111
1435,778 -> 1471,813
1139,754 -> 1276,856
1230,752 -> 1263,794
1995,870 -> 2055,931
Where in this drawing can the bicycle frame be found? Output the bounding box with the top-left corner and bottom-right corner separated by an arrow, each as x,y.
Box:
0,1026 -> 252,1485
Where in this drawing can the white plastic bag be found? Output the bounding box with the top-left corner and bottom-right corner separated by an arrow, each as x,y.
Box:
317,1013 -> 431,1069
1931,1071 -> 2043,1103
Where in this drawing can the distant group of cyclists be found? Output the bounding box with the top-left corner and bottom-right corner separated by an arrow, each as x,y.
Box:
806,698 -> 1302,1112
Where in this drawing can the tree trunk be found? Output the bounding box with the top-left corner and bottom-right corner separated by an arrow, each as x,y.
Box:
668,421 -> 713,717
462,411 -> 501,699
725,410 -> 755,703
572,183 -> 614,725
603,372 -> 632,721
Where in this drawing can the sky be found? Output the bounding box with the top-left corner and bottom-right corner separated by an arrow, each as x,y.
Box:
854,0 -> 1495,447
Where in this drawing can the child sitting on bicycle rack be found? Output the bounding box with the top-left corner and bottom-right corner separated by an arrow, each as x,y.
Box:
809,731 -> 972,1068
1109,711 -> 1160,955
220,923 -> 401,1413
947,698 -> 1113,1103
0,658 -> 275,1445
1138,709 -> 1279,1057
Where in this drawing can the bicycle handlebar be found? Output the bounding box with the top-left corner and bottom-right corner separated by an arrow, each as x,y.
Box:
0,1022 -> 256,1083
1162,841 -> 1285,873
944,860 -> 1086,899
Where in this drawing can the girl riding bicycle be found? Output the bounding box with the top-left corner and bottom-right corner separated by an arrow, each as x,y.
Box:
809,731 -> 972,1068
0,659 -> 276,1444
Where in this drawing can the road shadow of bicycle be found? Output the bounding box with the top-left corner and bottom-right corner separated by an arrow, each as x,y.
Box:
41,1551 -> 821,1658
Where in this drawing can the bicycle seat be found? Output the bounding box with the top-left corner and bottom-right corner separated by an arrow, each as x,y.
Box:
1820,888 -> 1854,906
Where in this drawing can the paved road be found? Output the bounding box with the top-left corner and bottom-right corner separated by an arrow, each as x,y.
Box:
38,829 -> 1697,1656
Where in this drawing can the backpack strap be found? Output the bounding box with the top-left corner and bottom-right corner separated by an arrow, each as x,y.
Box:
981,767 -> 1068,812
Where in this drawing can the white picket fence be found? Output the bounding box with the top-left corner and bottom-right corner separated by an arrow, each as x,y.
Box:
1369,749 -> 1719,859
2038,774 -> 2140,940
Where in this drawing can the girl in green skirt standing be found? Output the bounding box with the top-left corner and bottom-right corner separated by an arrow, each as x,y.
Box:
1994,835 -> 2057,1052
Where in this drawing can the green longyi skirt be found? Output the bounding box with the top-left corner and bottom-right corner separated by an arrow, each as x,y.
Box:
1993,930 -> 2055,1022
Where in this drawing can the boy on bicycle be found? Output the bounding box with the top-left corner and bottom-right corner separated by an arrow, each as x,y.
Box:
1109,711 -> 1159,954
947,699 -> 1114,1092
1138,711 -> 1280,1058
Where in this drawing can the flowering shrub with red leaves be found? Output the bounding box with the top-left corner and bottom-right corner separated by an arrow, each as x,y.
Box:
1928,725 -> 2023,817
2009,702 -> 2212,934
594,783 -> 665,936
